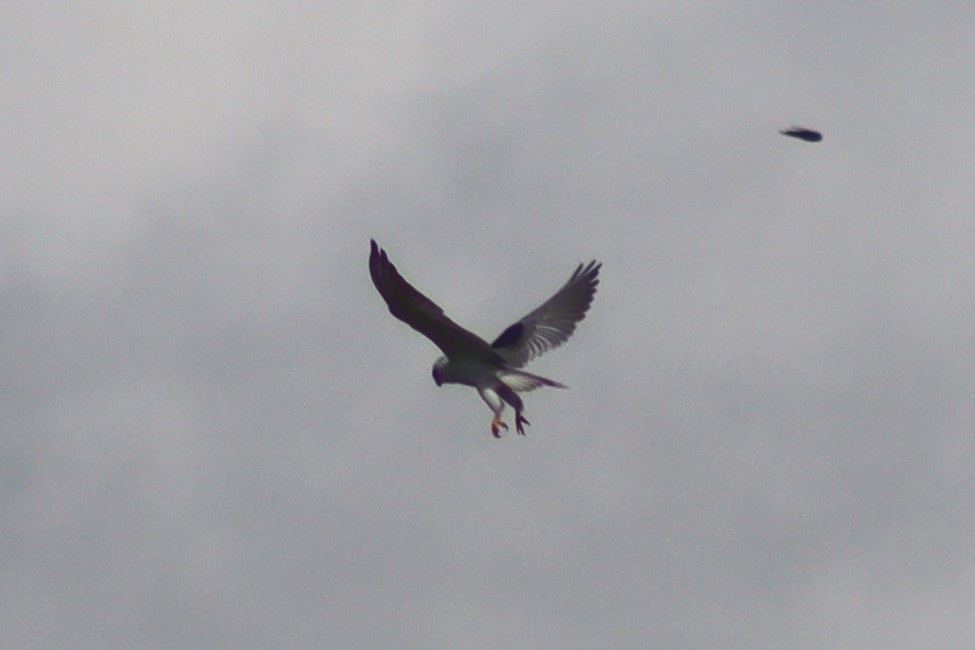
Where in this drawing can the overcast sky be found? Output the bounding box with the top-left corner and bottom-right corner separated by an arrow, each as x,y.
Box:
4,3 -> 975,648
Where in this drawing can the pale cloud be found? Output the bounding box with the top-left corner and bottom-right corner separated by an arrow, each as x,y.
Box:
4,2 -> 975,648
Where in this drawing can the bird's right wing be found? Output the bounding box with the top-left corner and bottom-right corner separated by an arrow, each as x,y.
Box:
490,260 -> 601,368
369,240 -> 500,362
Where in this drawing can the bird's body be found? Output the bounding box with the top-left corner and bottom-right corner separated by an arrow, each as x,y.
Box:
779,126 -> 823,142
432,355 -> 499,388
369,240 -> 600,437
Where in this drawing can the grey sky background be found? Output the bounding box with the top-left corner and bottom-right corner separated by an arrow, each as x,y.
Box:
4,3 -> 975,648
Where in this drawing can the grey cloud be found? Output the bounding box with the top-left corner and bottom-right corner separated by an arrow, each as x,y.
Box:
4,3 -> 975,649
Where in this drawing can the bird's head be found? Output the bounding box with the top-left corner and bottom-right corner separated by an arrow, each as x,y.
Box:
431,356 -> 448,386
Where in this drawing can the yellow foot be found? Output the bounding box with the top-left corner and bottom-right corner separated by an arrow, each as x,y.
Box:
490,415 -> 509,438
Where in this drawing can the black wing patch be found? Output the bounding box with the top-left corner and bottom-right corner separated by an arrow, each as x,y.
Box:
491,322 -> 525,349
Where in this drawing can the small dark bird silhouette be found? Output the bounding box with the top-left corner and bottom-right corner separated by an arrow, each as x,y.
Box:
780,126 -> 823,142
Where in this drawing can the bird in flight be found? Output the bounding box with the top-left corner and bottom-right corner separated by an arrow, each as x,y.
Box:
779,126 -> 823,142
369,240 -> 600,438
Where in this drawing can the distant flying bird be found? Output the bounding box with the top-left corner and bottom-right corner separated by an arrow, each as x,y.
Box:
369,240 -> 600,438
780,126 -> 823,142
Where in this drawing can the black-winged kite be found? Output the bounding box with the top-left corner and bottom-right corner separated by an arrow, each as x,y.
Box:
369,240 -> 600,438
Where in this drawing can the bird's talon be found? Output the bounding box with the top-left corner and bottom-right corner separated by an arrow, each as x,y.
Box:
491,416 -> 509,438
515,414 -> 531,436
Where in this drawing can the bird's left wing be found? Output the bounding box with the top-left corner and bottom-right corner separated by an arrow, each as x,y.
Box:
369,240 -> 500,362
490,260 -> 601,368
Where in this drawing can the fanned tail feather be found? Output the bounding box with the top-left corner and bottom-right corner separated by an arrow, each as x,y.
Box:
499,369 -> 567,392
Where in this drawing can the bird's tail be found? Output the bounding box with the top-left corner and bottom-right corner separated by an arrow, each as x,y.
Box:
499,369 -> 567,392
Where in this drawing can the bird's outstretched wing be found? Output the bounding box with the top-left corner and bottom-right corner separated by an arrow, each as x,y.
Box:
490,260 -> 600,368
369,240 -> 500,362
